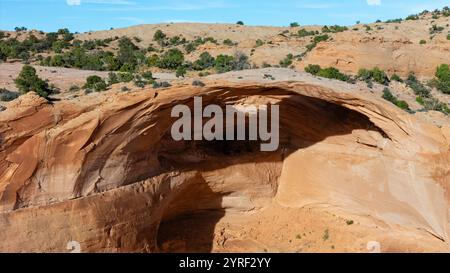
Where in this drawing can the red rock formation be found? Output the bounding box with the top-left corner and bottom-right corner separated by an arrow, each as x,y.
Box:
0,80 -> 449,252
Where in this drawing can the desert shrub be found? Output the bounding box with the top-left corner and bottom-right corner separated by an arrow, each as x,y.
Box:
382,88 -> 410,111
429,25 -> 444,35
168,35 -> 186,46
158,48 -> 184,69
133,75 -> 147,88
192,80 -> 205,87
406,14 -> 419,20
198,71 -> 210,77
82,40 -> 96,50
297,29 -> 317,37
385,18 -> 403,23
231,52 -> 251,71
153,81 -> 172,88
390,74 -> 403,82
322,25 -> 348,33
121,86 -> 130,92
304,64 -> 321,75
313,34 -> 330,43
418,97 -> 450,114
447,34 -> 450,40
14,65 -> 51,98
83,75 -> 107,92
147,54 -> 160,67
357,67 -> 389,85
317,67 -> 349,81
153,30 -> 166,42
305,34 -> 329,52
119,63 -> 135,73
117,72 -> 134,83
183,37 -> 218,54
433,64 -> 450,94
117,37 -> 141,72
69,85 -> 80,92
0,88 -> 19,102
406,72 -> 432,98
107,72 -> 119,85
223,39 -> 236,46
279,54 -> 293,68
203,37 -> 218,44
141,71 -> 154,81
193,52 -> 215,70
184,42 -> 198,53
236,21 -> 244,25
255,39 -> 264,47
435,64 -> 450,82
290,22 -> 300,27
215,54 -> 235,73
419,39 -> 426,44
176,66 -> 187,78
305,64 -> 349,81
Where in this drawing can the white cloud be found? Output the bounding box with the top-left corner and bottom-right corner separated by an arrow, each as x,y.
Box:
67,0 -> 81,5
367,0 -> 381,6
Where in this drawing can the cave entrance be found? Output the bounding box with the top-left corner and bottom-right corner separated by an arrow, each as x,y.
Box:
153,90 -> 388,253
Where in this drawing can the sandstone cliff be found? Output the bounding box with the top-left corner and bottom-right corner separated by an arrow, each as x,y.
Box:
0,72 -> 449,252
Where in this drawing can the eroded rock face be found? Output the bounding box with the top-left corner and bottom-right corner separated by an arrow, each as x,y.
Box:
0,80 -> 449,252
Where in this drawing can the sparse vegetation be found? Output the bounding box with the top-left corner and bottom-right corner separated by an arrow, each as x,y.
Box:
193,52 -> 215,71
385,18 -> 403,23
290,22 -> 300,27
382,88 -> 410,111
357,67 -> 390,85
279,54 -> 293,68
390,74 -> 403,83
83,75 -> 107,92
305,34 -> 329,51
419,39 -> 426,44
176,66 -> 187,78
322,25 -> 348,33
153,81 -> 172,88
192,80 -> 205,87
263,74 -> 275,80
14,65 -> 51,98
236,21 -> 244,26
406,72 -> 450,114
157,48 -> 184,69
305,64 -> 350,82
322,229 -> 329,241
255,39 -> 264,47
429,64 -> 450,94
429,25 -> 444,35
223,39 -> 236,46
69,85 -> 80,92
297,28 -> 318,38
406,14 -> 419,20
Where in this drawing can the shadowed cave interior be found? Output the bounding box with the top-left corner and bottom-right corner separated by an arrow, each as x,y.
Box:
150,91 -> 387,253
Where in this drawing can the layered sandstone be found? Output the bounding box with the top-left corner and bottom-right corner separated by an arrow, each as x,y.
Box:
0,74 -> 449,252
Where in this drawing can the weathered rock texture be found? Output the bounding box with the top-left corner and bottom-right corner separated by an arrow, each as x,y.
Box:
0,79 -> 449,252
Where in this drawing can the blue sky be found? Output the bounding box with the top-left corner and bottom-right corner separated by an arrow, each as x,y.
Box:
0,0 -> 449,32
